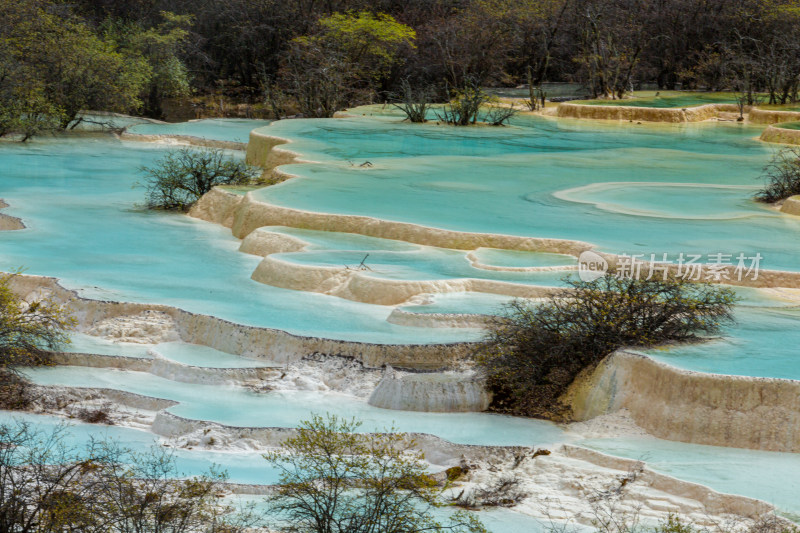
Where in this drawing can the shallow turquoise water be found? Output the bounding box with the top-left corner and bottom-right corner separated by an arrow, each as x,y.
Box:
22,366 -> 567,447
128,118 -> 272,143
0,411 -> 282,485
471,248 -> 576,268
261,226 -> 420,252
583,436 -> 800,518
776,121 -> 800,130
399,292 -> 518,315
66,334 -> 275,368
243,111 -> 800,379
150,342 -> 278,368
12,376 -> 800,517
258,228 -> 574,285
276,248 -> 569,285
255,113 -> 800,273
644,306 -> 800,379
65,333 -> 154,358
0,137 -> 476,344
5,115 -> 800,519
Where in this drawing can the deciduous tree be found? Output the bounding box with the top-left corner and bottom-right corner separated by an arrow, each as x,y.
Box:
264,414 -> 486,533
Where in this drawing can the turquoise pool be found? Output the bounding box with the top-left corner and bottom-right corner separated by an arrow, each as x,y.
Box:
0,137 -> 476,344
4,112 -> 800,523
21,366 -> 567,447
253,112 -> 800,273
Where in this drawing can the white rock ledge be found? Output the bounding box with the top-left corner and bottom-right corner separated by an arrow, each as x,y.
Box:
565,350 -> 800,453
0,199 -> 25,230
191,188 -> 800,289
119,132 -> 246,151
6,272 -> 470,370
368,366 -> 490,412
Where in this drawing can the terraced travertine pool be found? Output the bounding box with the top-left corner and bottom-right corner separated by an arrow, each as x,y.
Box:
570,91 -> 741,108
2,113 -> 800,526
776,121 -> 800,130
252,113 -> 800,271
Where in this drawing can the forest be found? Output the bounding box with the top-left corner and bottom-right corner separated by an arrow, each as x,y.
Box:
2,0 -> 800,128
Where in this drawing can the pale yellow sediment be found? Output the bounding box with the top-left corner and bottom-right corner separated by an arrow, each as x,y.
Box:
235,226 -> 564,304
749,107 -> 800,125
556,102 -> 743,123
466,249 -> 577,273
0,198 -> 24,230
385,309 -> 492,329
245,130 -> 307,169
560,446 -> 775,518
190,188 -> 593,255
187,188 -> 245,228
565,350 -> 800,453
237,227 -> 308,256
780,196 -> 800,216
251,255 -> 555,305
367,367 -> 491,412
759,124 -> 800,145
119,132 -> 246,151
51,351 -> 278,386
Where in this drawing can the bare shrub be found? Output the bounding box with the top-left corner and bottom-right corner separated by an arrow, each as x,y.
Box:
0,271 -> 74,409
391,78 -> 434,123
483,104 -> 518,126
754,147 -> 800,203
472,474 -> 528,507
74,403 -> 114,425
0,420 -> 262,532
0,373 -> 32,410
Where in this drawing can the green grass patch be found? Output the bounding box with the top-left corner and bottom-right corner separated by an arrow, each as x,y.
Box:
571,91 -> 744,108
775,121 -> 800,130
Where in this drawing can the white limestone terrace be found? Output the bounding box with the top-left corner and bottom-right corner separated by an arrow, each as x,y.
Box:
6,276 -> 800,522
0,408 -> 787,529
4,113 -> 800,528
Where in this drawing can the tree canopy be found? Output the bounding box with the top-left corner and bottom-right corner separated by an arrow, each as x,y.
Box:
4,0 -> 800,126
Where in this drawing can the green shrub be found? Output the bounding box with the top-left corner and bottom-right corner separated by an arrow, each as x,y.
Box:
436,80 -> 489,125
141,148 -> 260,210
475,275 -> 737,419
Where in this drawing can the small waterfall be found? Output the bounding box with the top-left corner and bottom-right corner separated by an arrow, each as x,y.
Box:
368,367 -> 491,412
